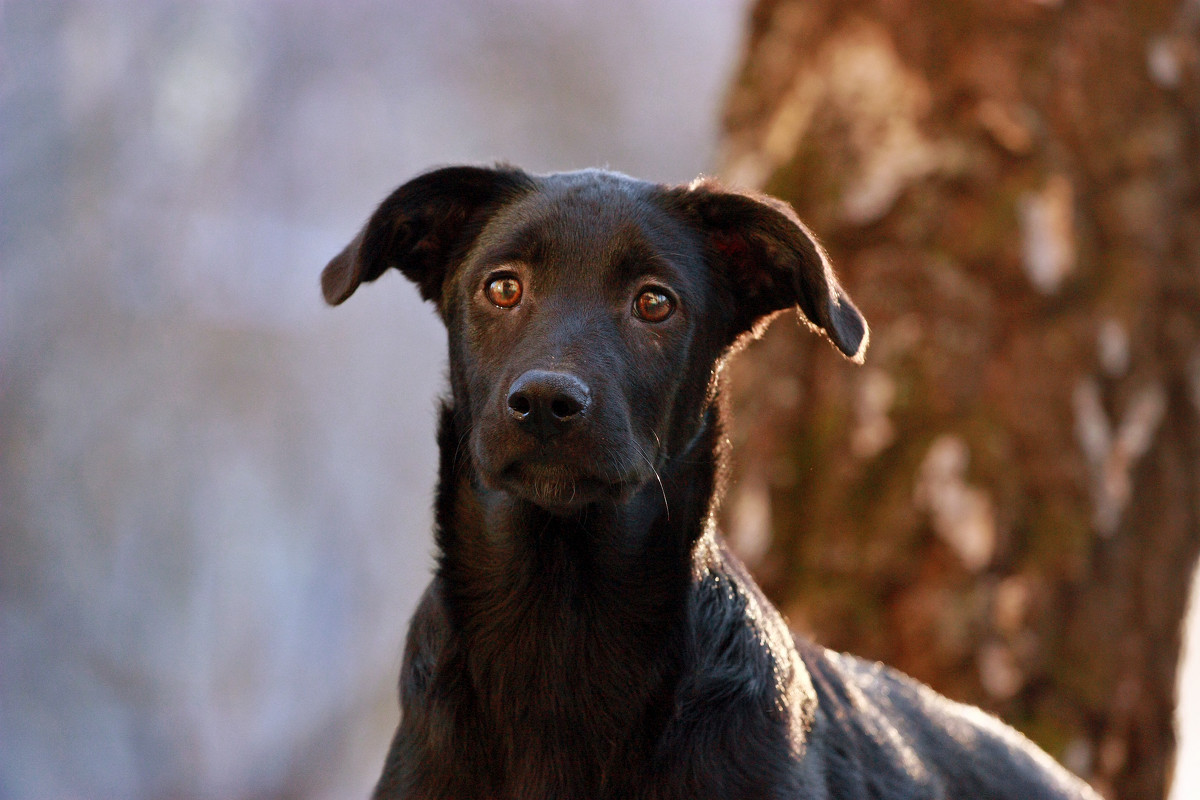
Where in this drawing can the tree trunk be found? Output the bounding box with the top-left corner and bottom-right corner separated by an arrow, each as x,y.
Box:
716,2 -> 1200,798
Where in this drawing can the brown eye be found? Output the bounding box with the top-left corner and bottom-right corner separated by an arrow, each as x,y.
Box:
634,288 -> 674,323
486,276 -> 522,308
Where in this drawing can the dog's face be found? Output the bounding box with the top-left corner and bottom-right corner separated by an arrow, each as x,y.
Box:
323,166 -> 866,514
441,172 -> 717,511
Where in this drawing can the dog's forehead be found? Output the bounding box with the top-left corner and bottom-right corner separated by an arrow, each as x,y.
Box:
473,170 -> 698,279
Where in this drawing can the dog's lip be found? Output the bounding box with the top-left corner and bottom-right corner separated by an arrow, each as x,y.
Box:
493,459 -> 628,511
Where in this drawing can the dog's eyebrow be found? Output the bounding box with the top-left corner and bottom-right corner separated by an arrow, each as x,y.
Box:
610,229 -> 684,284
475,225 -> 547,269
613,249 -> 671,283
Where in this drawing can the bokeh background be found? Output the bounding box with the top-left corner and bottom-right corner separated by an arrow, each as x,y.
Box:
1,2 -> 1197,799
0,2 -> 742,797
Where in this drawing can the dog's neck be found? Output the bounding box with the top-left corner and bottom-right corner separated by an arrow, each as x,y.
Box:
430,401 -> 723,791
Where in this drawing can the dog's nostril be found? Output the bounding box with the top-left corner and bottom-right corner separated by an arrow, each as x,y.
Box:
550,396 -> 581,419
509,393 -> 532,417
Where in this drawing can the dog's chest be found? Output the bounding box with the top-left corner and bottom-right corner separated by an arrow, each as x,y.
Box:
409,571 -> 810,800
423,608 -> 672,799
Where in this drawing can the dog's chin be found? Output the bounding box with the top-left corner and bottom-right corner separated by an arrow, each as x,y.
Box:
490,461 -> 632,515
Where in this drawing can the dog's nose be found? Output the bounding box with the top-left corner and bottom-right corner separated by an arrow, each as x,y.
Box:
507,370 -> 591,435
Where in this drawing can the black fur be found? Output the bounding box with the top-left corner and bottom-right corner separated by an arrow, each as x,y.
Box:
323,166 -> 1098,800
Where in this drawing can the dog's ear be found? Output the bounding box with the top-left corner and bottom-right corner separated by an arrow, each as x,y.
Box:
667,180 -> 868,363
321,165 -> 535,307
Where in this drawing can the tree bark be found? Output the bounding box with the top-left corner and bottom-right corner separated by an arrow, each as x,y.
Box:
716,2 -> 1200,798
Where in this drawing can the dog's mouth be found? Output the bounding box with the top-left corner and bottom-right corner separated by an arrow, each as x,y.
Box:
495,460 -> 627,512
471,409 -> 654,513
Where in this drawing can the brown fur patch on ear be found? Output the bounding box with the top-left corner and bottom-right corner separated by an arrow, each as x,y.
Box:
668,177 -> 869,362
709,230 -> 775,300
709,230 -> 749,262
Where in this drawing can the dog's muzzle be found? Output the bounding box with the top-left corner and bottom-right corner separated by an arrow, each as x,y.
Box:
471,369 -> 647,512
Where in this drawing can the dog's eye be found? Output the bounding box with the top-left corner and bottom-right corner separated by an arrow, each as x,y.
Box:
486,276 -> 523,309
634,288 -> 674,323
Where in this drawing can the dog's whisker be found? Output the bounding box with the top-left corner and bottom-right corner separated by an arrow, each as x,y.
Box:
453,421 -> 474,465
635,442 -> 669,521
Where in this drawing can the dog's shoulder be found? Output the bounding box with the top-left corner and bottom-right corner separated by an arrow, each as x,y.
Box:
796,639 -> 1100,800
673,537 -> 1098,800
398,580 -> 451,707
376,580 -> 480,799
655,539 -> 817,797
680,537 -> 809,712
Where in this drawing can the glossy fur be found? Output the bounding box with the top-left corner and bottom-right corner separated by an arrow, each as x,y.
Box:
322,165 -> 1098,800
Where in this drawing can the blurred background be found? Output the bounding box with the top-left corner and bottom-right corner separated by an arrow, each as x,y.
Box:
1,2 -> 1197,799
0,1 -> 743,798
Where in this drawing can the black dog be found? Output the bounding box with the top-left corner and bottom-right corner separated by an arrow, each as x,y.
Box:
323,166 -> 1099,800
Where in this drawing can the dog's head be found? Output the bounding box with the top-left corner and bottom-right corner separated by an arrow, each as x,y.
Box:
323,166 -> 866,514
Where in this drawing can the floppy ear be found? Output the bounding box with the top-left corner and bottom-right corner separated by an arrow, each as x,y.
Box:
668,179 -> 868,362
321,165 -> 535,307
